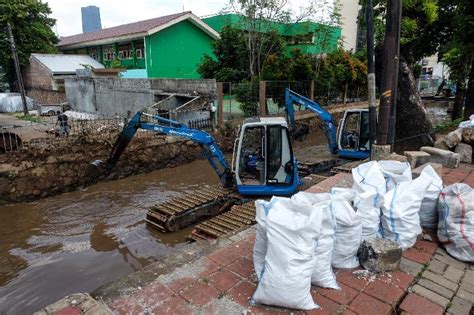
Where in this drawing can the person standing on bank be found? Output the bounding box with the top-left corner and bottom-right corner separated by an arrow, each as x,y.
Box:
56,111 -> 69,137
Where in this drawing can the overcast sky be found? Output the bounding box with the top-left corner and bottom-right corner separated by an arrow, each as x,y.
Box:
45,0 -> 332,37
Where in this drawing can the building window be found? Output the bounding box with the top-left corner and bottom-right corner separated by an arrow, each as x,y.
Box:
118,43 -> 132,60
89,47 -> 99,60
103,46 -> 115,61
135,40 -> 145,59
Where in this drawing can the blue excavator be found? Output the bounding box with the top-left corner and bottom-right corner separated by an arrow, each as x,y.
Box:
95,89 -> 369,233
285,88 -> 370,160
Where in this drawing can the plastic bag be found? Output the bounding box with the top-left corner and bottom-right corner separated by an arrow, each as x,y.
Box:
458,114 -> 474,129
254,199 -> 271,281
330,193 -> 362,269
291,192 -> 339,289
252,197 -> 324,310
419,165 -> 443,230
438,183 -> 474,262
380,174 -> 432,249
378,160 -> 412,191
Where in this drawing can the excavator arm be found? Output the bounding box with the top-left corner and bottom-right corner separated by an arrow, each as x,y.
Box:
96,112 -> 233,188
285,88 -> 338,155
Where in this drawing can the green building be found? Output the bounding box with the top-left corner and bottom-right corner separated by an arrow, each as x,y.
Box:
202,13 -> 341,55
58,12 -> 220,79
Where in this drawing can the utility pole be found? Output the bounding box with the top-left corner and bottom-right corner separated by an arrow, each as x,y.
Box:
376,0 -> 402,146
7,22 -> 28,116
366,0 -> 377,152
387,0 -> 402,146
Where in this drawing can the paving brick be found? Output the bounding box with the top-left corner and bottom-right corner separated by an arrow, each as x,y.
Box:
153,295 -> 194,315
389,270 -> 415,290
348,292 -> 392,315
209,269 -> 241,292
166,277 -> 196,293
319,283 -> 358,305
445,265 -> 465,283
447,296 -> 473,315
198,258 -> 221,277
308,293 -> 344,314
422,270 -> 458,291
208,244 -> 243,266
427,259 -> 447,275
53,306 -> 82,315
131,281 -> 173,308
110,298 -> 144,315
464,270 -> 474,285
414,240 -> 438,255
234,238 -> 254,255
433,251 -> 468,270
179,280 -> 220,306
399,293 -> 444,315
457,289 -> 474,304
411,284 -> 450,307
336,269 -> 369,291
402,247 -> 433,264
399,257 -> 424,277
363,276 -> 405,305
227,279 -> 256,306
248,305 -> 284,314
460,279 -> 474,294
417,278 -> 455,299
226,256 -> 254,278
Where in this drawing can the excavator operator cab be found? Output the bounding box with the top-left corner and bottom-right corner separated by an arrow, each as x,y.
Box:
233,117 -> 299,196
337,109 -> 370,159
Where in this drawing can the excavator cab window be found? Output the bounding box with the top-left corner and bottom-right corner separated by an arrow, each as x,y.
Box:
238,126 -> 266,185
340,111 -> 370,152
266,126 -> 293,184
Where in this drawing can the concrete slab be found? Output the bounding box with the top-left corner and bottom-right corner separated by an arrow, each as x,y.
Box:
420,146 -> 461,168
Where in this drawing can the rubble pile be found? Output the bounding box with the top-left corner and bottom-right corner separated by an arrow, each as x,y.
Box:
434,116 -> 474,164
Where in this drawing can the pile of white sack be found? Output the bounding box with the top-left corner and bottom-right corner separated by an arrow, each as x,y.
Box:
252,160 -> 473,310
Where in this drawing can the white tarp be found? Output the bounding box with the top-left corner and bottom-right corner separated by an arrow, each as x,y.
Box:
0,93 -> 36,113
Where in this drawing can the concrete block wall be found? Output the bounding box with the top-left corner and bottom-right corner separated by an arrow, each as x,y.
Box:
65,77 -> 217,117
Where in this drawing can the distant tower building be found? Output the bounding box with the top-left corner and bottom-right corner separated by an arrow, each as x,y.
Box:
81,5 -> 102,33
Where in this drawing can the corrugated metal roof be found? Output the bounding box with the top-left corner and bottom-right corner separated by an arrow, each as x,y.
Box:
58,11 -> 190,47
31,54 -> 104,74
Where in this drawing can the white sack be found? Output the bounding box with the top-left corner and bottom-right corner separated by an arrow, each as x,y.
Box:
378,160 -> 412,191
419,165 -> 443,230
253,199 -> 271,281
355,190 -> 381,240
252,197 -> 323,310
438,183 -> 474,262
380,174 -> 432,249
291,192 -> 339,289
331,195 -> 362,268
352,161 -> 387,196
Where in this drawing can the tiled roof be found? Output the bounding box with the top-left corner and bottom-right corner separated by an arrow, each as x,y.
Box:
58,11 -> 191,47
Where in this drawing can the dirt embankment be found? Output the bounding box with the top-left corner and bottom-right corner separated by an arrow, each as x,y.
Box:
0,135 -> 202,202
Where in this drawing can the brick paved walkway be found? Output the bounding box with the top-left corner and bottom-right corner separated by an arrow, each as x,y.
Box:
38,164 -> 474,315
105,165 -> 474,315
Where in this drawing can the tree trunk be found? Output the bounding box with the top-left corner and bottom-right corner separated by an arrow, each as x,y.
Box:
343,83 -> 348,104
394,61 -> 435,152
464,60 -> 474,120
451,80 -> 465,120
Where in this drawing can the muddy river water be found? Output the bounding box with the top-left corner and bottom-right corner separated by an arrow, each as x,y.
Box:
0,159 -> 220,314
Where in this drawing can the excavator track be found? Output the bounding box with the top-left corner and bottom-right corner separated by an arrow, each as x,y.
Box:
145,185 -> 234,232
187,174 -> 328,241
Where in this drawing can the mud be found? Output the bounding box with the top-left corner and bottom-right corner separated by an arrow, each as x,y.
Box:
0,135 -> 202,202
0,158 -> 219,314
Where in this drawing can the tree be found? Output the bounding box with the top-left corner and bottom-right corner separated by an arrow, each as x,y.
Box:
0,0 -> 58,90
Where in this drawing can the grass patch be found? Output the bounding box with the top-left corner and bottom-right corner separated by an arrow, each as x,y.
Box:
433,118 -> 463,134
14,114 -> 43,124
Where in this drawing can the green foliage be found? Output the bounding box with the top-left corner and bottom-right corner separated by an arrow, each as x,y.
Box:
0,0 -> 58,88
14,113 -> 42,123
433,118 -> 463,133
233,78 -> 260,117
109,58 -> 123,69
